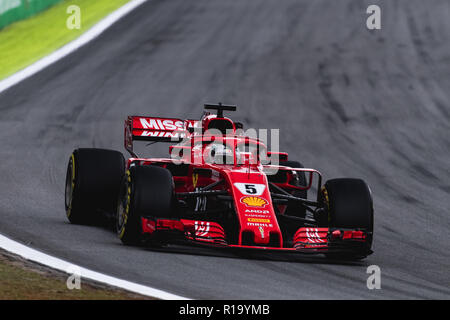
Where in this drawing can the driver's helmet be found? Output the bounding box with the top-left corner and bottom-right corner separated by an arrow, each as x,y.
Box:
205,143 -> 235,165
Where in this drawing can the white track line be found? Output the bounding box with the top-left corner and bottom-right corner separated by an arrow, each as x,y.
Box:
0,234 -> 189,299
0,0 -> 189,300
0,0 -> 148,93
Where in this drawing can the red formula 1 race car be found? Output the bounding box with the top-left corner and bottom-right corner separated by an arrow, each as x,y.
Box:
65,104 -> 374,260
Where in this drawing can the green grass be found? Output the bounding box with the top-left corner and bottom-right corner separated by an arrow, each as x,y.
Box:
0,0 -> 131,80
0,251 -> 150,299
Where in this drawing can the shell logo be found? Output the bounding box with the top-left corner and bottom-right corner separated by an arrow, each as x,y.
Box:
241,196 -> 268,208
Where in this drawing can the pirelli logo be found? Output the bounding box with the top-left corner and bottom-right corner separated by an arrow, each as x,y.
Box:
247,218 -> 271,223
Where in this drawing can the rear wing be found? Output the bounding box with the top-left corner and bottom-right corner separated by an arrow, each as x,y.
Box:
124,116 -> 198,156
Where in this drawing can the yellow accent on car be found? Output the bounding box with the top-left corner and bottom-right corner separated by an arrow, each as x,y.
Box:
119,170 -> 132,239
192,173 -> 199,189
66,153 -> 76,218
321,186 -> 331,223
247,218 -> 271,223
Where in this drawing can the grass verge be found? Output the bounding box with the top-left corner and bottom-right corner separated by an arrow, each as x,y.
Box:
0,249 -> 151,299
0,0 -> 131,80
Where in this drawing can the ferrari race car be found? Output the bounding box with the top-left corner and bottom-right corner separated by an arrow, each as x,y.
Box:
65,103 -> 374,260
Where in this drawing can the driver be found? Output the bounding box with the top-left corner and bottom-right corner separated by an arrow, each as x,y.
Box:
205,143 -> 236,165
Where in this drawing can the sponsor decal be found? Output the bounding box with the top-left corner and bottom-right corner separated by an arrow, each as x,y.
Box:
247,222 -> 273,228
244,209 -> 271,218
245,214 -> 269,218
304,228 -> 326,243
139,118 -> 185,131
194,221 -> 210,237
240,196 -> 268,208
247,218 -> 271,223
245,209 -> 270,214
140,131 -> 184,138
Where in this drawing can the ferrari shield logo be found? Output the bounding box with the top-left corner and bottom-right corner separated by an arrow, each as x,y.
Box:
259,226 -> 265,239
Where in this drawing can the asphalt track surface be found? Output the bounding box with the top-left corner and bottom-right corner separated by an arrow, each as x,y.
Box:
0,0 -> 449,299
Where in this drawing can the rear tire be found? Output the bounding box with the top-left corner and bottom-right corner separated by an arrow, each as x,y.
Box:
321,178 -> 374,260
65,148 -> 125,225
117,165 -> 174,246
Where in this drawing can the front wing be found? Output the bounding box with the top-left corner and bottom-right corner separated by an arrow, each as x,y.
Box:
141,217 -> 372,256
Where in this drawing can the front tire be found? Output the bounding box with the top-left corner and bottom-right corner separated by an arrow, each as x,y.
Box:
321,178 -> 374,260
117,165 -> 174,245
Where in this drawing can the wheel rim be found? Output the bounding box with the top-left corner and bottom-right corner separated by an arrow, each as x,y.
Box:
117,171 -> 131,237
117,185 -> 126,230
65,156 -> 74,216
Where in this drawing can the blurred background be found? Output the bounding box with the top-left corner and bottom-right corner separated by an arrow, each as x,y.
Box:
0,0 -> 449,299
